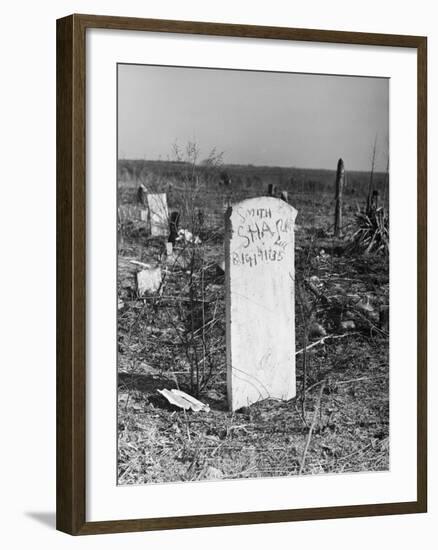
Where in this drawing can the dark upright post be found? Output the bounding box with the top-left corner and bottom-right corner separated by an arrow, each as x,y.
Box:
334,158 -> 345,237
168,211 -> 180,245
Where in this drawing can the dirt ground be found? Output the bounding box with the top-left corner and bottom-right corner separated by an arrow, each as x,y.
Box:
117,166 -> 389,485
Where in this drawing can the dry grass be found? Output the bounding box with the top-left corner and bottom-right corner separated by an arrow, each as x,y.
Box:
117,161 -> 389,485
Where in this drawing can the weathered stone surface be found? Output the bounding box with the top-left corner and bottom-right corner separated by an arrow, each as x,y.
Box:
225,197 -> 298,411
147,193 -> 168,237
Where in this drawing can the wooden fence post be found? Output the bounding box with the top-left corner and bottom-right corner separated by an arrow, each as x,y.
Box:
334,158 -> 345,237
267,183 -> 276,196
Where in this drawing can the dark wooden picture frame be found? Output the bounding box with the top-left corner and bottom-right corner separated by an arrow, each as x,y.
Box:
57,13 -> 427,535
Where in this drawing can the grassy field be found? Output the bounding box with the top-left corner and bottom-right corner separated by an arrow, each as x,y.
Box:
117,159 -> 389,484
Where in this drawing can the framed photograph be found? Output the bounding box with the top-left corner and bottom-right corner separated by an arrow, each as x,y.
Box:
56,14 -> 427,535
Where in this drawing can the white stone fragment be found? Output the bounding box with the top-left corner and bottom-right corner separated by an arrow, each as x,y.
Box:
136,267 -> 162,297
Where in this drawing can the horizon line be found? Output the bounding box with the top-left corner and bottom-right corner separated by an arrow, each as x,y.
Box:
118,157 -> 388,175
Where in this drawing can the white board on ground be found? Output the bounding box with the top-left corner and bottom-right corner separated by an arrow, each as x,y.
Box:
137,267 -> 162,297
147,193 -> 168,237
225,197 -> 298,411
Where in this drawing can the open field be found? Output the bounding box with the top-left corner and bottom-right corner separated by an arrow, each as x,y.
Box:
117,160 -> 389,484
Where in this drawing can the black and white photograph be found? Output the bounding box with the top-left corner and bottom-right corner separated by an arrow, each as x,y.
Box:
0,0 -> 431,543
117,64 -> 390,485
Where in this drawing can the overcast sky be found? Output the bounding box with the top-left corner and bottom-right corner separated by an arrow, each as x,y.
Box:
118,64 -> 389,171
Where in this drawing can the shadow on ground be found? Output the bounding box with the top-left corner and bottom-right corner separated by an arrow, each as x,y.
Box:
118,370 -> 229,411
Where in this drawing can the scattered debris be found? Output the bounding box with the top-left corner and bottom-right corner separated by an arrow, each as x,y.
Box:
368,311 -> 380,324
137,267 -> 162,297
296,332 -> 356,355
157,389 -> 210,412
176,229 -> 201,245
309,322 -> 327,338
356,300 -> 374,315
216,260 -> 225,275
341,320 -> 356,331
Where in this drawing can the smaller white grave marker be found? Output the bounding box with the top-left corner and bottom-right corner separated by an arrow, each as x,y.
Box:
147,193 -> 168,237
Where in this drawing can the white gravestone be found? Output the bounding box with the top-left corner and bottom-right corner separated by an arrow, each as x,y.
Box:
147,193 -> 168,237
225,197 -> 298,411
